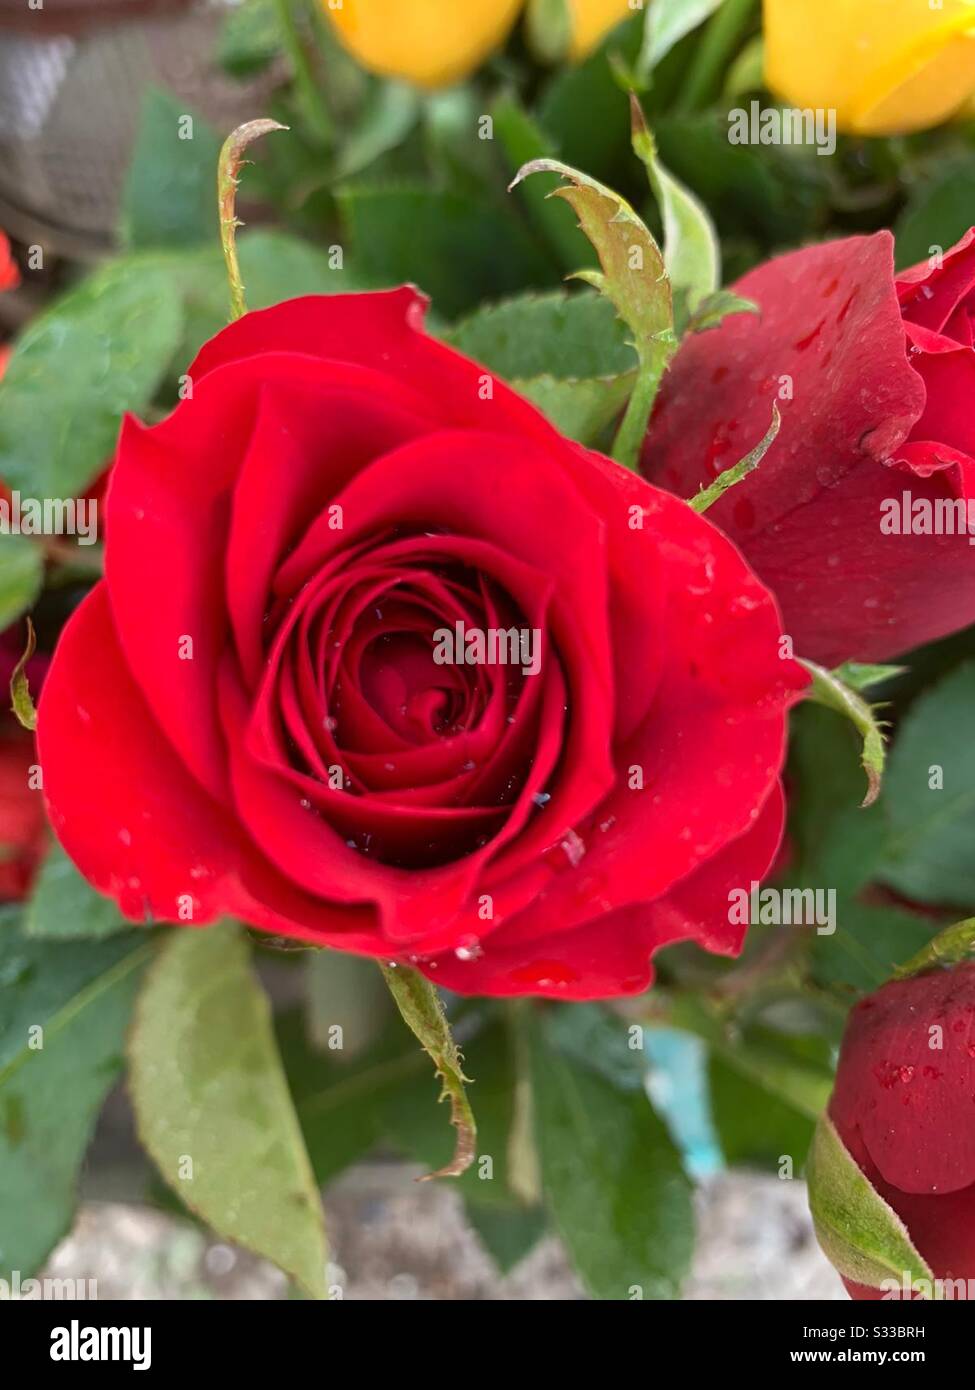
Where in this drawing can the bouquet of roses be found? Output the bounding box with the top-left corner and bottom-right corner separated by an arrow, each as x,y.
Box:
4,0 -> 975,1304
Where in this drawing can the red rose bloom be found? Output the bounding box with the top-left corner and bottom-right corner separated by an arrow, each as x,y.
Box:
38,290 -> 805,998
829,964 -> 975,1300
643,228 -> 975,667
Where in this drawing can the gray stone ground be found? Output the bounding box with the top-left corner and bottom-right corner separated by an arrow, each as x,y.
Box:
43,1166 -> 845,1301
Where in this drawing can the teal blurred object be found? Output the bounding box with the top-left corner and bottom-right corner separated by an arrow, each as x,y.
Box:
644,1027 -> 723,1179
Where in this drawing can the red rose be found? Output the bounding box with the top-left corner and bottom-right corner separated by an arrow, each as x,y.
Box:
643,229 -> 975,667
829,964 -> 975,1300
38,290 -> 805,999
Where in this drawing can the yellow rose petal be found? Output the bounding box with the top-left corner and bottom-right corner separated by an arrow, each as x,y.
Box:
567,0 -> 636,60
764,0 -> 975,136
324,0 -> 523,88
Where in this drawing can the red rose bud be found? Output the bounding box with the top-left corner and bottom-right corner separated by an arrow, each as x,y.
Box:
37,289 -> 807,999
643,229 -> 975,666
824,962 -> 975,1299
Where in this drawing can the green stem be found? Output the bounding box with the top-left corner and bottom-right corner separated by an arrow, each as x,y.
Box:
379,962 -> 477,1179
9,616 -> 36,731
276,0 -> 334,146
799,658 -> 888,808
505,1001 -> 541,1205
894,917 -> 975,981
675,0 -> 757,114
689,403 -> 780,513
217,119 -> 288,321
611,343 -> 673,471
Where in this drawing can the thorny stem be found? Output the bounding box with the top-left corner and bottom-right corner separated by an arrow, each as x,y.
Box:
379,962 -> 477,1180
611,343 -> 673,471
217,120 -> 289,322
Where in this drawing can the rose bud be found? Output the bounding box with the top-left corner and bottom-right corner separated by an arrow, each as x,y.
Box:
821,962 -> 975,1299
324,0 -> 633,88
37,289 -> 807,999
643,228 -> 975,667
764,0 -> 975,136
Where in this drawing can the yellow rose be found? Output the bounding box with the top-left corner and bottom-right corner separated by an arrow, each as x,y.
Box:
764,0 -> 975,136
324,0 -> 635,89
567,0 -> 636,61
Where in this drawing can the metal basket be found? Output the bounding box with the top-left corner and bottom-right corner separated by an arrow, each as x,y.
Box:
0,0 -> 283,273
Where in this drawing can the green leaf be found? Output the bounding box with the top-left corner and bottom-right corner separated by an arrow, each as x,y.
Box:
531,1018 -> 693,1300
703,1025 -> 833,1170
279,1010 -> 426,1185
8,617 -> 36,732
446,290 -> 637,444
895,155 -> 975,272
422,87 -> 501,195
0,925 -> 151,1276
464,1200 -> 548,1273
335,82 -> 419,180
544,1001 -> 648,1092
723,32 -> 765,98
152,231 -> 371,376
0,261 -> 184,497
708,1053 -> 814,1171
799,657 -> 889,808
447,290 -> 636,381
807,1114 -> 934,1295
509,157 -> 676,469
513,372 -> 635,445
0,535 -> 43,631
787,706 -> 934,993
631,95 -> 718,320
24,843 -> 125,941
337,184 -> 556,318
510,159 -> 672,347
685,287 -> 757,335
128,924 -> 327,1298
833,662 -> 907,694
670,997 -> 833,1121
879,663 -> 975,909
524,0 -> 572,65
121,89 -> 222,250
218,0 -> 282,76
379,963 -> 476,1179
639,0 -> 724,77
